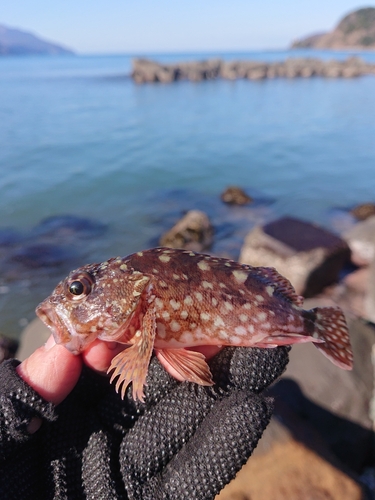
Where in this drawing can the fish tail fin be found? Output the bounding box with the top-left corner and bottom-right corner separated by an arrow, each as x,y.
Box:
311,306 -> 353,370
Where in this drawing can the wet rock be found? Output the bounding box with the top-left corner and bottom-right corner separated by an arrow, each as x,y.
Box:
239,217 -> 350,297
344,215 -> 375,266
159,210 -> 213,252
220,186 -> 253,205
351,203 -> 375,221
9,243 -> 77,269
0,228 -> 24,247
0,334 -> 19,363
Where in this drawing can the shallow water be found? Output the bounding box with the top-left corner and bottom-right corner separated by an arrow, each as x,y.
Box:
0,50 -> 375,338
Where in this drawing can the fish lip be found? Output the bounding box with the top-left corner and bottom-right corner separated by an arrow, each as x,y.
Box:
36,299 -> 99,355
36,300 -> 82,354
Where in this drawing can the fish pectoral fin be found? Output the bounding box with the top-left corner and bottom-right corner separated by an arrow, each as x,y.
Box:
107,306 -> 156,402
155,348 -> 214,386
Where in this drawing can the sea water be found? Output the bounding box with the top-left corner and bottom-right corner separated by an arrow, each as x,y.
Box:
0,50 -> 375,337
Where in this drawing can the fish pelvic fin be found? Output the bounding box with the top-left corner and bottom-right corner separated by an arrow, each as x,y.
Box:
155,348 -> 214,386
310,306 -> 353,370
108,305 -> 156,402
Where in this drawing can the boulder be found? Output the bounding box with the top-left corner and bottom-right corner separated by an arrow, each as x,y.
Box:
239,217 -> 350,297
344,215 -> 375,266
159,210 -> 213,252
220,186 -> 253,205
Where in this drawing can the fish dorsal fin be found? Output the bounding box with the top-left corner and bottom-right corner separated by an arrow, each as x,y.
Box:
254,266 -> 304,306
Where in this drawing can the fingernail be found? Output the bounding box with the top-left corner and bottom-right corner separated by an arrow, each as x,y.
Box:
45,336 -> 56,351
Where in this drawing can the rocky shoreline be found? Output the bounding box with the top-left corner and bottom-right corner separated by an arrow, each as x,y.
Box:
132,56 -> 375,83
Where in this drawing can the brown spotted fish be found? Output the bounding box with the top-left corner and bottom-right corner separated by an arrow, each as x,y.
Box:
36,247 -> 353,401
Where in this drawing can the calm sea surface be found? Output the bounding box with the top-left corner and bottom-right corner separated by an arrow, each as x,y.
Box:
1,49 -> 375,338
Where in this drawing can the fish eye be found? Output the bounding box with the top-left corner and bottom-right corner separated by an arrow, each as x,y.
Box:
66,272 -> 94,299
69,281 -> 85,295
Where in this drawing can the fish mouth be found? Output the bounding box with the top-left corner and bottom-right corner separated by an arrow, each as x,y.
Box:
36,300 -> 86,355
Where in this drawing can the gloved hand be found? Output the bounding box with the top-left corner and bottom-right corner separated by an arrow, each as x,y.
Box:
113,344 -> 290,500
9,338 -> 289,500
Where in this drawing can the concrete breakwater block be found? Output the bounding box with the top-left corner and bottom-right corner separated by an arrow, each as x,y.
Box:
240,216 -> 351,297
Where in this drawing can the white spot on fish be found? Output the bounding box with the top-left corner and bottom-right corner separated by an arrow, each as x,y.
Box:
202,281 -> 213,290
161,311 -> 170,321
248,324 -> 255,334
258,312 -> 267,321
243,303 -> 251,310
155,298 -> 164,309
173,274 -> 180,280
184,296 -> 193,306
157,322 -> 166,338
180,310 -> 188,319
224,302 -> 234,311
255,295 -> 265,302
195,292 -> 203,302
170,320 -> 181,332
239,314 -> 248,323
235,326 -> 247,336
198,260 -> 210,271
120,264 -> 127,271
266,286 -> 274,297
159,254 -> 171,263
232,270 -> 248,284
137,251 -> 143,256
170,299 -> 181,310
212,297 -> 218,306
218,330 -> 229,340
159,280 -> 168,288
180,331 -> 194,343
214,316 -> 225,327
200,312 -> 211,321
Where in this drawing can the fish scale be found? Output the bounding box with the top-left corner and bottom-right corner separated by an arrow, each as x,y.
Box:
36,247 -> 353,401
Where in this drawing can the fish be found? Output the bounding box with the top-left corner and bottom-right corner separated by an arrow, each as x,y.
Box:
36,247 -> 353,401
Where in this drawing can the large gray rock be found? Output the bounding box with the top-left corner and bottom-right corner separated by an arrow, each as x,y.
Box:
240,217 -> 350,297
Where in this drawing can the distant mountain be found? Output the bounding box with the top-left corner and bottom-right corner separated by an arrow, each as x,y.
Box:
0,24 -> 74,55
292,7 -> 375,49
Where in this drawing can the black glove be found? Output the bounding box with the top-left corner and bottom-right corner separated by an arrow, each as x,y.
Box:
0,345 -> 289,500
114,345 -> 290,500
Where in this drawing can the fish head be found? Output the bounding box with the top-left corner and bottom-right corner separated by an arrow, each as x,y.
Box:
36,258 -> 150,354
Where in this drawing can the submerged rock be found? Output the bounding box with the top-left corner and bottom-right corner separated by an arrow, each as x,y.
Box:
32,214 -> 107,240
221,186 -> 253,205
9,243 -> 77,269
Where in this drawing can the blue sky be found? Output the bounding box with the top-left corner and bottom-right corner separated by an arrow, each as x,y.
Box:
2,2 -> 371,53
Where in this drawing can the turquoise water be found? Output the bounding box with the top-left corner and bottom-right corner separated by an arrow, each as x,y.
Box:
1,50 -> 375,337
